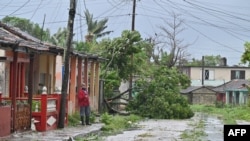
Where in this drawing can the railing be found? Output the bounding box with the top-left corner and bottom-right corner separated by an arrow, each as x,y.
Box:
0,87 -> 68,132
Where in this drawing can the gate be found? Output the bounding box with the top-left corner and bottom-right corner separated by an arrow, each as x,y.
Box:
15,104 -> 30,131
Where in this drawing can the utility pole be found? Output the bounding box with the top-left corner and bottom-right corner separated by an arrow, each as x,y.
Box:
129,0 -> 136,100
58,0 -> 76,128
202,56 -> 204,86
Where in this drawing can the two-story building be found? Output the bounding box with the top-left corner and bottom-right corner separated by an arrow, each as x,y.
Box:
179,61 -> 250,105
180,65 -> 250,86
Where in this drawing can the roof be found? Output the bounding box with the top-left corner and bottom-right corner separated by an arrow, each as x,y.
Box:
0,22 -> 64,54
213,79 -> 250,92
181,85 -> 215,94
181,65 -> 250,69
71,51 -> 108,62
0,22 -> 107,61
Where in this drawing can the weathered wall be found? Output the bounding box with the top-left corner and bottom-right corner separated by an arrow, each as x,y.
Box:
192,87 -> 216,105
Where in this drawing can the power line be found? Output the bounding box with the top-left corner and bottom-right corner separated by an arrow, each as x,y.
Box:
9,0 -> 31,16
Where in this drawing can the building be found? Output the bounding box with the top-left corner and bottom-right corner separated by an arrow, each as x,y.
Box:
180,60 -> 250,105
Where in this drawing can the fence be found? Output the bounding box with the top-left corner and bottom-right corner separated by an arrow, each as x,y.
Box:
0,87 -> 68,133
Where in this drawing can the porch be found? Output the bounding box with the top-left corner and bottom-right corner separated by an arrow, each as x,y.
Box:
0,87 -> 67,133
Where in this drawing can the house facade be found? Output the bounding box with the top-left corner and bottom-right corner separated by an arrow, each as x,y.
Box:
180,64 -> 250,105
0,22 -> 105,135
180,65 -> 250,86
213,79 -> 249,105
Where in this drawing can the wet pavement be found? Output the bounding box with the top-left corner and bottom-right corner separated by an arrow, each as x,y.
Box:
104,117 -> 196,141
2,112 -> 249,141
0,123 -> 104,141
198,113 -> 224,141
104,113 -> 225,141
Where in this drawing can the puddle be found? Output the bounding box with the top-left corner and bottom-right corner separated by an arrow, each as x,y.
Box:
201,113 -> 224,141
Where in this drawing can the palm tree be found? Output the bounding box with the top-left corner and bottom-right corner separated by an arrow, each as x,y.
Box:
50,27 -> 67,47
84,9 -> 113,42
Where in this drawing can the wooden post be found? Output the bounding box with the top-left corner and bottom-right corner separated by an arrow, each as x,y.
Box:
41,86 -> 47,131
89,61 -> 95,110
69,56 -> 76,113
84,58 -> 88,86
76,57 -> 82,111
94,62 -> 100,112
0,86 -> 2,102
11,51 -> 18,132
28,54 -> 34,130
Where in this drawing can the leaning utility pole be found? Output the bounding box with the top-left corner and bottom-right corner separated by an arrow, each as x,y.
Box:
58,0 -> 76,128
129,0 -> 136,100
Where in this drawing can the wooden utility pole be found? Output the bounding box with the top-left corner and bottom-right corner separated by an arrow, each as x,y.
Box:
129,0 -> 136,100
202,56 -> 204,86
58,0 -> 76,128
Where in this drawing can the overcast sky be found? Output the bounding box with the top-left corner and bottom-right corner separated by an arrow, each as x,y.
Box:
0,0 -> 250,66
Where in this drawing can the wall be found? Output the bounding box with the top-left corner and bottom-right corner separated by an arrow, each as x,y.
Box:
39,54 -> 55,94
182,66 -> 250,86
192,87 -> 216,105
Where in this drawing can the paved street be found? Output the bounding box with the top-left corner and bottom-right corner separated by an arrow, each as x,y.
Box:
3,113 -> 250,141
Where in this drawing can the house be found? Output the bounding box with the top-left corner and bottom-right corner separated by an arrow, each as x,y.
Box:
179,64 -> 250,86
179,60 -> 250,105
0,22 -> 105,135
181,86 -> 217,105
213,79 -> 249,105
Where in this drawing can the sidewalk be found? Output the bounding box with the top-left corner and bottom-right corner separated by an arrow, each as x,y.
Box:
0,123 -> 104,141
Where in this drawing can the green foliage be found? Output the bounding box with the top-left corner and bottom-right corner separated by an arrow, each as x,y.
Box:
181,120 -> 206,141
32,101 -> 41,112
191,105 -> 250,124
100,112 -> 113,125
248,99 -> 250,107
98,30 -> 144,81
2,16 -> 51,41
187,55 -> 223,66
214,101 -> 225,108
84,9 -> 112,41
126,66 -> 193,119
68,112 -> 81,127
241,42 -> 250,66
100,113 -> 141,133
102,71 -> 121,98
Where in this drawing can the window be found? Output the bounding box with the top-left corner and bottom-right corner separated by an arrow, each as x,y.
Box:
231,70 -> 245,80
202,69 -> 214,80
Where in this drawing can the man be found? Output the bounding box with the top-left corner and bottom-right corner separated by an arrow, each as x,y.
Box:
78,83 -> 91,125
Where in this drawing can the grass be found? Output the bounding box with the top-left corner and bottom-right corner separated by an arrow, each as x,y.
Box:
191,104 -> 250,124
181,104 -> 250,140
100,113 -> 142,136
181,119 -> 206,141
74,113 -> 142,141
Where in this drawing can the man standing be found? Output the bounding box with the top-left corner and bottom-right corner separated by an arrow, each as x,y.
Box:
78,83 -> 91,125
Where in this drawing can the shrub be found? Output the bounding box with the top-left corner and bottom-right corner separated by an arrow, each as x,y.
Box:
215,101 -> 225,108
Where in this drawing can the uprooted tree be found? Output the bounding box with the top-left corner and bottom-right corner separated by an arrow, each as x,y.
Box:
126,66 -> 194,119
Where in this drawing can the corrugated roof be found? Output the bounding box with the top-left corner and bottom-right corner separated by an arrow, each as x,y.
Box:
181,86 -> 202,94
0,22 -> 106,61
181,85 -> 216,94
0,22 -> 63,53
213,79 -> 250,92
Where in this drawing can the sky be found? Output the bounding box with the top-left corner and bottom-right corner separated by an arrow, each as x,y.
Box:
0,0 -> 250,66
